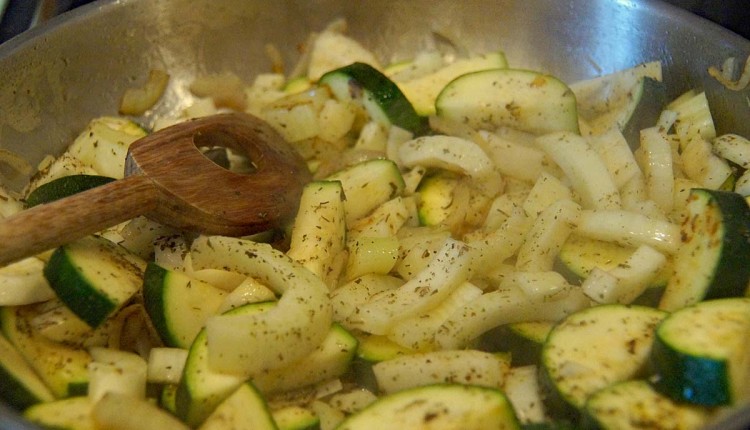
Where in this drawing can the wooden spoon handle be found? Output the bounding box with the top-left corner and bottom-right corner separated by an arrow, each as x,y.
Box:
0,175 -> 158,266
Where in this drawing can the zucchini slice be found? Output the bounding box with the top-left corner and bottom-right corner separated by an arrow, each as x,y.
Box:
24,174 -> 115,208
540,304 -> 667,416
397,51 -> 508,116
435,68 -> 579,135
325,158 -> 405,224
272,406 -> 320,430
0,333 -> 54,409
582,380 -> 711,430
658,189 -> 750,311
143,262 -> 226,349
416,172 -> 460,226
176,302 -> 274,427
557,235 -> 671,288
319,62 -> 427,134
43,235 -> 145,328
0,306 -> 91,399
337,383 -> 521,430
199,383 -> 277,430
23,396 -> 96,430
651,298 -> 750,406
286,180 -> 347,282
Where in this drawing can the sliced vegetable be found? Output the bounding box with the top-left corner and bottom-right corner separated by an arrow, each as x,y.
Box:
286,180 -> 347,282
176,302 -> 273,427
64,116 -> 147,179
198,383 -> 277,430
0,257 -> 55,306
535,132 -> 620,210
252,323 -> 358,395
325,159 -> 406,223
416,172 -> 460,226
556,234 -> 671,289
337,384 -> 521,430
436,68 -> 579,135
190,236 -> 332,377
0,333 -> 54,409
372,349 -> 510,394
24,174 -> 115,208
582,380 -> 711,430
43,235 -> 146,328
540,304 -> 666,416
0,306 -> 91,399
398,51 -> 508,115
570,61 -> 663,137
23,396 -> 96,430
651,298 -> 750,406
319,62 -> 426,134
143,262 -> 226,348
659,189 -> 750,311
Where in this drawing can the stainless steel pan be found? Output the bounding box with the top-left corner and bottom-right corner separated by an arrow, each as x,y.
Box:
0,0 -> 748,428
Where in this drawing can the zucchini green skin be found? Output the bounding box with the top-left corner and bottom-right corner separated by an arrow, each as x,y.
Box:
0,306 -> 91,399
435,68 -> 579,135
43,236 -> 145,328
651,298 -> 750,406
143,262 -> 226,349
478,322 -> 552,366
23,396 -> 96,430
319,62 -> 427,135
24,174 -> 115,208
0,334 -> 54,410
416,172 -> 459,226
659,189 -> 750,311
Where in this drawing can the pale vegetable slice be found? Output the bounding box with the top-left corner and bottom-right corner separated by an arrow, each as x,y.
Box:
582,245 -> 667,304
93,392 -> 190,430
190,236 -> 332,377
575,209 -> 681,255
0,257 -> 55,306
65,116 -> 147,179
436,68 -> 579,135
503,365 -> 547,424
398,51 -> 508,115
337,384 -> 521,430
307,29 -> 381,81
373,349 -> 510,394
588,127 -> 641,189
348,238 -> 473,335
515,199 -> 581,272
147,347 -> 188,385
480,129 -> 547,182
119,69 -> 170,115
541,305 -> 667,412
435,284 -> 590,350
87,348 -> 148,403
536,131 -> 621,210
287,180 -> 346,284
639,126 -> 675,214
398,135 -> 495,179
198,383 -> 276,430
570,61 -> 662,134
386,281 -> 483,350
713,133 -> 750,169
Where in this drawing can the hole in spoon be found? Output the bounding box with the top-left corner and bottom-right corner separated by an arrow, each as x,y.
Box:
193,129 -> 258,174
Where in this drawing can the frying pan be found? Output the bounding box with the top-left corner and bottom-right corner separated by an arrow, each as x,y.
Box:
0,0 -> 748,428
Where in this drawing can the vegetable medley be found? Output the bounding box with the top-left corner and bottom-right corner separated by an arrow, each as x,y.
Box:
1,19 -> 750,430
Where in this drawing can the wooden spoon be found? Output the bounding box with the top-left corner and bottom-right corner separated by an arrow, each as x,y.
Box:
0,112 -> 311,266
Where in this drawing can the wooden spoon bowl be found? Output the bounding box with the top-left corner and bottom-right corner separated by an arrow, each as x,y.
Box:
0,112 -> 311,266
